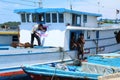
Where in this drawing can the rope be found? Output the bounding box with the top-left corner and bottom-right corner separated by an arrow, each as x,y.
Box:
51,47 -> 81,80
59,47 -> 74,62
59,47 -> 65,62
51,47 -> 65,80
51,66 -> 57,80
59,47 -> 81,66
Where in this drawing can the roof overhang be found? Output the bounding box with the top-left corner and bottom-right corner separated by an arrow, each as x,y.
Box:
14,8 -> 102,17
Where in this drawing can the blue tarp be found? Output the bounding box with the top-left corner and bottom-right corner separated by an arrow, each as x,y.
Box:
87,54 -> 120,67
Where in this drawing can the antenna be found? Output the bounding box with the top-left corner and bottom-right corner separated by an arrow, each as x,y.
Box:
67,0 -> 72,10
38,0 -> 43,8
70,0 -> 72,10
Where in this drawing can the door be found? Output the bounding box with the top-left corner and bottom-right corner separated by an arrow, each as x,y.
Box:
72,14 -> 81,26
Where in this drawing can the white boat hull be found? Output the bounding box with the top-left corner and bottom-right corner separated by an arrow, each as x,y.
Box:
0,47 -> 77,73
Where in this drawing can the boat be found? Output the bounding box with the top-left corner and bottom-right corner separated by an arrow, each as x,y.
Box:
22,51 -> 120,80
0,25 -> 76,78
14,8 -> 120,54
22,63 -> 101,80
0,25 -> 19,46
0,6 -> 120,79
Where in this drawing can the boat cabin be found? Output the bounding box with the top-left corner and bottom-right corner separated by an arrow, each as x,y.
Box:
14,8 -> 120,54
14,8 -> 105,51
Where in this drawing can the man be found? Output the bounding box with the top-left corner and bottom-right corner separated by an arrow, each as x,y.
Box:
31,24 -> 46,47
77,33 -> 85,60
70,33 -> 77,50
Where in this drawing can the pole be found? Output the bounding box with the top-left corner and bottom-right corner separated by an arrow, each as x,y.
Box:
70,0 -> 72,10
38,0 -> 43,8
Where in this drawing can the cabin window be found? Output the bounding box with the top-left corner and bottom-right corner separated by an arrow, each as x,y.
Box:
46,13 -> 51,23
52,13 -> 57,23
59,13 -> 64,23
72,14 -> 77,26
32,14 -> 37,22
83,15 -> 87,23
76,15 -> 81,26
72,14 -> 81,26
26,14 -> 30,22
38,13 -> 44,22
21,14 -> 26,22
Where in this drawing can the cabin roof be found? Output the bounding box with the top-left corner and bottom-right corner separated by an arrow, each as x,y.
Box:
14,8 -> 102,17
67,26 -> 120,31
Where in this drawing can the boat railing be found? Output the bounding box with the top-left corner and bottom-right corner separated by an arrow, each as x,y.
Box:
93,39 -> 99,54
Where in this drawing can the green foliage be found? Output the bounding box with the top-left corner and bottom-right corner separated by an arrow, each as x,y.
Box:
0,21 -> 21,27
100,19 -> 118,24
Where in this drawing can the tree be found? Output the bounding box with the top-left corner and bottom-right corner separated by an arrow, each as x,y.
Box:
0,21 -> 21,28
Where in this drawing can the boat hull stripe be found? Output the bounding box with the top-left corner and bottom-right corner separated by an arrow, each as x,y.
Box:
0,70 -> 24,77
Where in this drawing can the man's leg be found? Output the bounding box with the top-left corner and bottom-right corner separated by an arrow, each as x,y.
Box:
77,51 -> 80,59
34,34 -> 41,46
81,50 -> 84,60
31,34 -> 34,47
81,53 -> 84,60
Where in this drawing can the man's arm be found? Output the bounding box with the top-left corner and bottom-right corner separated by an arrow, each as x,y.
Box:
81,39 -> 85,44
